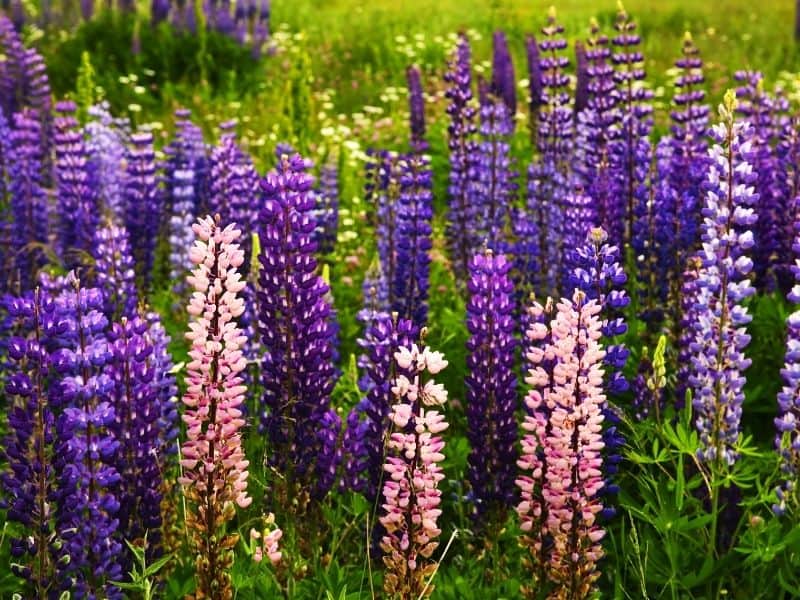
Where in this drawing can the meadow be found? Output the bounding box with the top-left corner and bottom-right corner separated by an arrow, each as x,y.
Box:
1,0 -> 800,598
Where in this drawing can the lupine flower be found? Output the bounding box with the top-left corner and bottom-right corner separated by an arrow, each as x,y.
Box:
90,222 -> 138,322
54,101 -> 100,266
531,7 -> 572,294
735,71 -> 783,291
774,207 -> 800,516
315,158 -> 339,255
675,256 -> 702,410
208,122 -> 260,264
406,65 -> 427,153
8,109 -> 48,289
611,4 -> 653,245
490,30 -> 516,118
526,33 -> 542,142
0,289 -> 62,596
561,185 -> 596,275
474,85 -> 518,251
690,91 -> 758,466
517,290 -> 606,599
151,0 -> 171,25
179,215 -> 255,598
370,150 -> 400,309
108,316 -> 164,566
393,153 -> 433,329
344,312 -> 417,502
85,102 -> 131,220
257,153 -> 341,505
53,275 -> 123,598
465,250 -> 517,524
444,33 -> 480,286
0,107 -> 11,292
567,227 -> 628,517
380,341 -> 449,599
776,114 -> 800,293
124,130 -> 162,290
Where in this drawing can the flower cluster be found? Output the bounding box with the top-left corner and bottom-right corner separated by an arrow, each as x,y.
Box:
380,342 -> 449,599
179,215 -> 257,597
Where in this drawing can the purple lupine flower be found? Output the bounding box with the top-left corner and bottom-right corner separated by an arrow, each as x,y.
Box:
474,86 -> 518,252
575,19 -> 622,244
0,16 -> 25,117
574,40 -> 589,115
675,256 -> 702,410
392,153 -> 433,329
124,130 -> 162,290
491,30 -> 517,118
444,33 -> 480,287
108,316 -> 164,566
690,92 -> 758,466
8,110 -> 48,290
525,33 -> 542,143
406,65 -> 427,153
343,313 -> 417,501
145,311 -> 179,456
90,222 -> 138,322
208,123 -> 260,264
372,150 -> 400,309
561,184 -> 596,272
465,250 -> 518,524
735,71 -> 783,291
10,0 -> 24,30
52,276 -> 123,598
776,114 -> 800,293
151,0 -> 170,25
0,290 -> 62,596
567,227 -> 629,517
611,4 -> 653,246
0,107 -> 12,293
85,102 -> 131,221
54,101 -> 100,267
532,7 -> 572,294
80,0 -> 93,20
257,153 -> 341,503
315,159 -> 339,255
774,205 -> 800,516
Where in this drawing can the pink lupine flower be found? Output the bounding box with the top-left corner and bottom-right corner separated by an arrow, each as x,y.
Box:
179,215 -> 267,597
516,291 -> 607,600
380,340 -> 449,598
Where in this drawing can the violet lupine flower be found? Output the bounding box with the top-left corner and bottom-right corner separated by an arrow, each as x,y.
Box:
315,159 -> 339,255
575,19 -> 622,240
257,153 -> 341,503
774,211 -> 800,516
0,290 -> 62,596
490,30 -> 517,118
474,87 -> 518,251
80,0 -> 93,20
734,71 -> 782,291
380,342 -> 449,599
392,153 -> 433,329
344,312 -> 417,501
90,223 -> 138,323
0,108 -> 11,292
665,33 -> 709,282
370,150 -> 400,308
9,109 -> 48,289
406,65 -> 427,153
532,7 -> 572,294
690,91 -> 758,466
444,33 -> 480,287
777,115 -> 800,293
53,276 -> 123,598
517,290 -> 606,598
567,227 -> 628,517
675,256 -> 702,411
85,102 -> 131,220
465,250 -> 517,524
611,4 -> 653,246
561,184 -> 596,270
574,41 -> 589,116
0,16 -> 25,116
151,0 -> 170,25
209,123 -> 260,264
108,316 -> 164,565
179,216 -> 254,598
145,311 -> 179,457
124,131 -> 162,290
525,33 -> 542,143
54,101 -> 100,266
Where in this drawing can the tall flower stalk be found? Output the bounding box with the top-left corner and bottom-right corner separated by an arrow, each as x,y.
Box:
179,215 -> 256,598
517,290 -> 607,600
690,90 -> 758,467
380,341 -> 449,599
